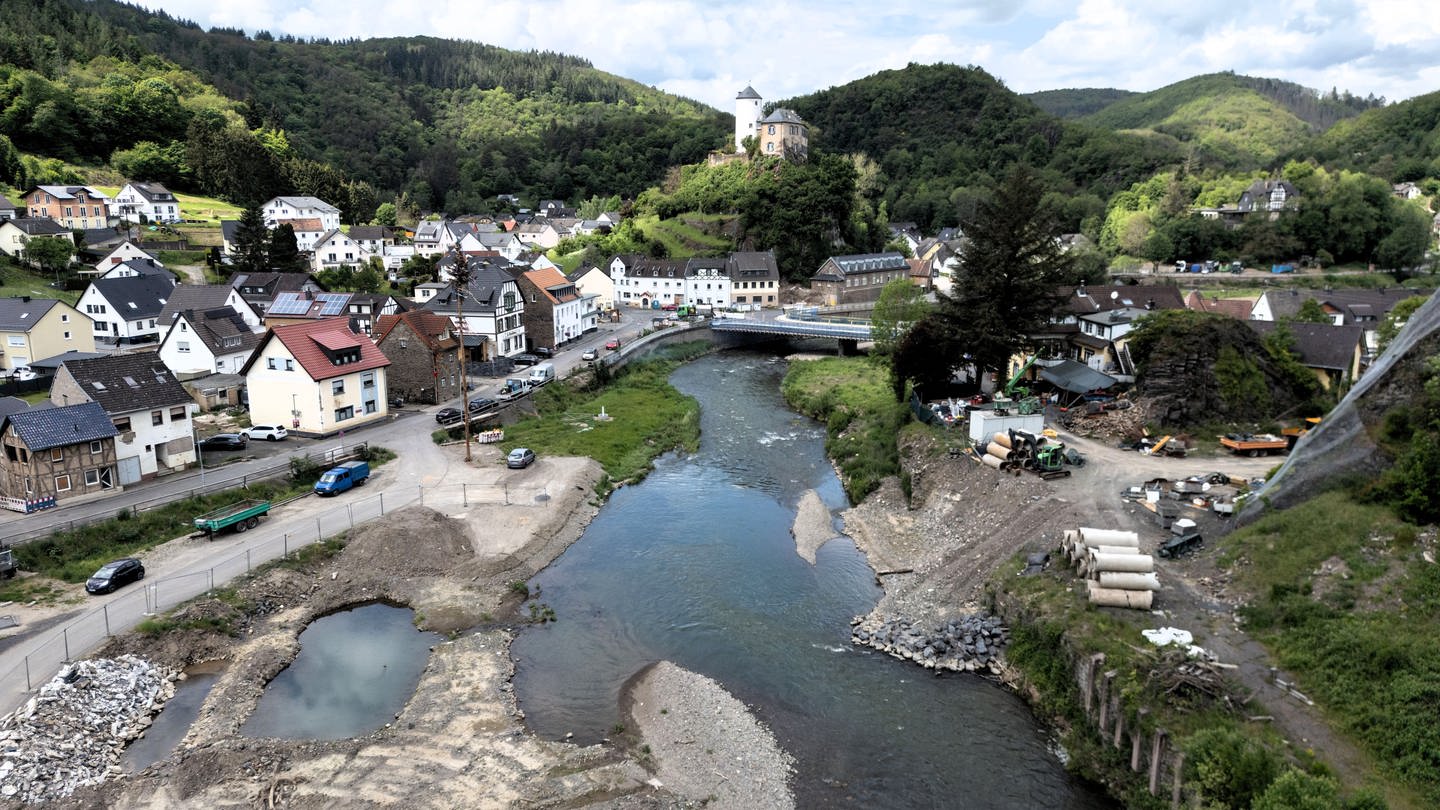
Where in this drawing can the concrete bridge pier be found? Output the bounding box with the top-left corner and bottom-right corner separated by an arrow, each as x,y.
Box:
838,338 -> 860,356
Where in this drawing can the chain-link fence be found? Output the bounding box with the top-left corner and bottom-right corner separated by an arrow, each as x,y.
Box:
0,479 -> 553,713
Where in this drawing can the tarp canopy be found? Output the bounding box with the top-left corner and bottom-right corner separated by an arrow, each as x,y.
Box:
1039,359 -> 1116,394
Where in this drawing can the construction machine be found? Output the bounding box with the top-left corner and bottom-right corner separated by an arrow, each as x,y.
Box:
993,355 -> 1042,415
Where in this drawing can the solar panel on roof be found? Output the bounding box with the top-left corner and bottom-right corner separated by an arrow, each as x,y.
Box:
317,294 -> 349,316
267,294 -> 312,315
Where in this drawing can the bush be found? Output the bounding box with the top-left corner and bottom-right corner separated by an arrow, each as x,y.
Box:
289,455 -> 324,483
1184,727 -> 1281,809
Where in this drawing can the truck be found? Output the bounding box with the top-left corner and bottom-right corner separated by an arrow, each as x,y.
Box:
314,460 -> 370,496
527,363 -> 555,387
1219,433 -> 1290,456
498,377 -> 532,402
193,498 -> 271,538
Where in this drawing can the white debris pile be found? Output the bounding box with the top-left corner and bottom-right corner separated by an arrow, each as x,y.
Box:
0,655 -> 177,804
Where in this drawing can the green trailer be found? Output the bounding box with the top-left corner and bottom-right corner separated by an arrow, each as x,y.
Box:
193,499 -> 271,538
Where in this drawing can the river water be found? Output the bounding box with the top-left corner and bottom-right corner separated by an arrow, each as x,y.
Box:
512,352 -> 1112,808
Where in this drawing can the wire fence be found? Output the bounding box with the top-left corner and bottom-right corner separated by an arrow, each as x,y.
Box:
0,478 -> 552,713
4,444 -> 369,546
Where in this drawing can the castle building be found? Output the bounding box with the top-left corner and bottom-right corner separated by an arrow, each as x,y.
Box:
734,86 -> 808,159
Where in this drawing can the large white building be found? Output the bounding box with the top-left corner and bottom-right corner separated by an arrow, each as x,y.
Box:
735,86 -> 762,153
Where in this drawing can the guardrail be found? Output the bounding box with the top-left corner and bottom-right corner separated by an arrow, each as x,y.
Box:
0,479 -> 552,711
4,444 -> 369,546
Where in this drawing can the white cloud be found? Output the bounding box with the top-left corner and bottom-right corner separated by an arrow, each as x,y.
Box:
130,0 -> 1436,108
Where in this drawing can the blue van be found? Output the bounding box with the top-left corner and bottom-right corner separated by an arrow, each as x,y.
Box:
314,460 -> 370,496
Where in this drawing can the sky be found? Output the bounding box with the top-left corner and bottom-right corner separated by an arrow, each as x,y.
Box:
130,0 -> 1440,111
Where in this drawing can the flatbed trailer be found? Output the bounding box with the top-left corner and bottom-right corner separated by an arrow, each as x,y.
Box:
1220,434 -> 1289,457
193,498 -> 271,538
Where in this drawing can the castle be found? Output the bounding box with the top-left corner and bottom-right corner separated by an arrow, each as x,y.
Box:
734,86 -> 809,159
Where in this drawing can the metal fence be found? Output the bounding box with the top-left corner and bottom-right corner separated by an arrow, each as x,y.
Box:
4,444 -> 369,546
0,478 -> 553,712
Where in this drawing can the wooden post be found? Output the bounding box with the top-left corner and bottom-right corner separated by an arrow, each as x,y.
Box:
1132,708 -> 1148,772
1083,653 -> 1105,714
1149,729 -> 1166,795
1112,700 -> 1125,748
1098,670 -> 1116,733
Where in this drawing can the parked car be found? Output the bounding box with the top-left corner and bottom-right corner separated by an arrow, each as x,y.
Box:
85,558 -> 145,594
468,397 -> 499,415
581,348 -> 598,361
314,460 -> 370,496
435,407 -> 463,424
198,433 -> 247,451
605,338 -> 621,350
532,347 -> 554,358
506,447 -> 536,469
1229,261 -> 1244,274
242,424 -> 288,442
511,353 -> 540,367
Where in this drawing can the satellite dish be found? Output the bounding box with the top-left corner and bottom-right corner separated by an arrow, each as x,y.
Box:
1111,291 -> 1119,301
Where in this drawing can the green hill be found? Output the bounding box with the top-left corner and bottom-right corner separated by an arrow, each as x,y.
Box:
1308,89 -> 1440,180
1024,87 -> 1136,119
1081,73 -> 1381,169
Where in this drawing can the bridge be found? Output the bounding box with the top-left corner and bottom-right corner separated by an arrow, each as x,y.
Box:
709,313 -> 872,353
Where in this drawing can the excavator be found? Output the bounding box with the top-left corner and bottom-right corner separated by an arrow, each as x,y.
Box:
992,355 -> 1042,415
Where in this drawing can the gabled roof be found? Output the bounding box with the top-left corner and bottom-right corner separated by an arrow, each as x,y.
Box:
231,272 -> 323,300
276,217 -> 324,233
180,307 -> 262,355
522,266 -> 579,304
87,275 -> 173,319
727,251 -> 779,280
159,284 -> 252,324
220,220 -> 240,243
34,185 -> 108,200
107,258 -> 175,280
1061,284 -> 1186,315
1248,321 -> 1365,371
348,225 -> 393,241
684,257 -> 727,278
0,195 -> 15,212
2,401 -> 116,452
267,196 -> 339,214
243,317 -> 390,381
0,296 -> 62,332
27,350 -> 105,370
0,396 -> 29,420
61,353 -> 191,413
1185,291 -> 1254,320
813,252 -> 908,281
4,217 -> 70,236
413,220 -> 444,241
267,291 -> 354,320
567,264 -> 608,283
760,108 -> 805,125
123,181 -> 176,202
373,310 -> 458,353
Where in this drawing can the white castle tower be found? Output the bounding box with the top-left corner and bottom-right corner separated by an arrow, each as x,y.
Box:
735,85 -> 762,153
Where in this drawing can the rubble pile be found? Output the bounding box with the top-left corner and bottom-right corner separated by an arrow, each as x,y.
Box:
0,655 -> 177,803
851,614 -> 1008,674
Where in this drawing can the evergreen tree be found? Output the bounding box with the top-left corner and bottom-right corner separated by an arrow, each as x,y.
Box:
267,223 -> 304,272
231,204 -> 269,275
911,166 -> 1075,383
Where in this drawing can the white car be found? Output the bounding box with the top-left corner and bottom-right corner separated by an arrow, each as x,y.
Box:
242,424 -> 289,442
581,348 -> 598,361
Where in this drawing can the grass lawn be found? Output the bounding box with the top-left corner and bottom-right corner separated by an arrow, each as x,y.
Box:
0,265 -> 78,305
780,356 -> 907,500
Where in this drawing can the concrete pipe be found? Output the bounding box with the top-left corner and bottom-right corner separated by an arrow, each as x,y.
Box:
1093,545 -> 1142,556
1078,528 -> 1140,548
986,442 -> 1014,460
1063,529 -> 1079,546
991,431 -> 1013,449
1088,552 -> 1154,573
1098,571 -> 1162,591
981,453 -> 1005,470
1087,584 -> 1154,610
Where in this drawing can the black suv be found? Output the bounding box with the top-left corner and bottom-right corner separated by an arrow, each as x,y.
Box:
198,433 -> 247,451
86,558 -> 145,594
511,353 -> 539,367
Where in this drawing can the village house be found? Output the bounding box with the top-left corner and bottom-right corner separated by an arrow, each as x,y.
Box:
372,310 -> 461,405
263,291 -> 356,329
515,266 -> 588,351
89,258 -> 177,283
241,318 -> 391,437
0,217 -> 75,259
0,402 -> 120,512
76,274 -> 175,344
262,196 -> 341,234
157,307 -> 262,377
610,256 -> 688,309
345,292 -> 408,335
109,181 -> 181,224
23,186 -> 110,229
230,272 -> 326,315
347,225 -> 395,255
421,254 -> 527,361
311,229 -> 374,273
685,258 -> 731,309
567,264 -> 616,312
1251,287 -> 1434,366
810,252 -> 911,306
727,251 -> 781,308
50,353 -> 197,484
1030,284 -> 1188,381
0,194 -> 15,220
87,241 -> 163,276
158,284 -> 264,332
0,297 -> 94,377
1248,320 -> 1364,391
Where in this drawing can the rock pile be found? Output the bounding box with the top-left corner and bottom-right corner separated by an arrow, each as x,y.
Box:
0,655 -> 177,803
851,615 -> 1008,674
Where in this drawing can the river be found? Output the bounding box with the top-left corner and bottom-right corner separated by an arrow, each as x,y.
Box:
511,351 -> 1112,808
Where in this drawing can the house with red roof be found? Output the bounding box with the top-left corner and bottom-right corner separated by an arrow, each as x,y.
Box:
240,317 -> 391,437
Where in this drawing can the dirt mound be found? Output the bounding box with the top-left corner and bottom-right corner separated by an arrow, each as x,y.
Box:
337,505 -> 475,578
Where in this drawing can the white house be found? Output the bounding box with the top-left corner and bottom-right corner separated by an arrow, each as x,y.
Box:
685,258 -> 732,308
421,255 -> 527,359
0,217 -> 74,259
274,218 -> 327,253
77,274 -> 174,344
262,196 -> 341,233
91,241 -> 162,273
568,264 -> 616,312
240,317 -> 391,437
158,283 -> 264,331
311,229 -> 374,273
49,353 -> 198,484
157,307 -> 261,377
92,258 -> 176,283
109,182 -> 181,224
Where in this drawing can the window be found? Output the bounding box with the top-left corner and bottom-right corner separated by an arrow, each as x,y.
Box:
177,341 -> 190,353
170,406 -> 186,421
61,314 -> 69,323
365,400 -> 377,414
113,416 -> 131,432
267,358 -> 277,370
50,448 -> 63,462
64,331 -> 71,340
90,440 -> 102,454
334,406 -> 354,422
55,474 -> 71,492
767,125 -> 775,135
151,410 -> 164,426
285,359 -> 294,371
180,322 -> 188,332
6,336 -> 23,347
332,379 -> 345,395
84,469 -> 99,486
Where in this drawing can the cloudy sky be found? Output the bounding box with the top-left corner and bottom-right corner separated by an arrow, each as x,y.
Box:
131,0 -> 1439,111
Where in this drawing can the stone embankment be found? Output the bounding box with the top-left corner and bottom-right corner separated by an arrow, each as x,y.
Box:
850,614 -> 1009,674
0,655 -> 177,804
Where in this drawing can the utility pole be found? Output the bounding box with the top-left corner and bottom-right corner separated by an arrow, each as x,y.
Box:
449,246 -> 474,461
